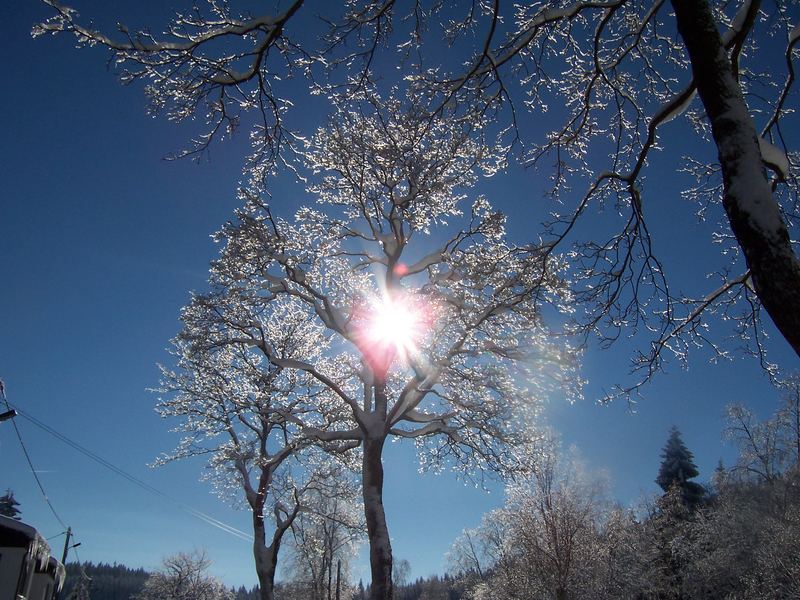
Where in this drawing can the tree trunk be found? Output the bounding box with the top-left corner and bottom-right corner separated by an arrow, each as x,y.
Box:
253,516 -> 279,600
363,434 -> 393,600
671,0 -> 800,358
327,554 -> 333,600
336,559 -> 342,600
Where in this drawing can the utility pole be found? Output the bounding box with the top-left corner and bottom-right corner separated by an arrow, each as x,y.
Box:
55,528 -> 79,600
61,527 -> 73,565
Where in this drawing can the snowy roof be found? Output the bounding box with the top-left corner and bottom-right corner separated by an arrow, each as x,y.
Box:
0,514 -> 39,541
0,515 -> 52,570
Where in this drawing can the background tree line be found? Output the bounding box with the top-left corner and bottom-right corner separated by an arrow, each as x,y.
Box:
56,375 -> 800,600
445,379 -> 800,600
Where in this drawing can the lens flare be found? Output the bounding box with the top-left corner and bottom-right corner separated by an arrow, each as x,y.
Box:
367,296 -> 419,353
353,290 -> 430,376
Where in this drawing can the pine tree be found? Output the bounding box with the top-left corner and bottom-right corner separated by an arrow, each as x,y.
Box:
0,488 -> 21,520
356,580 -> 366,600
656,427 -> 706,509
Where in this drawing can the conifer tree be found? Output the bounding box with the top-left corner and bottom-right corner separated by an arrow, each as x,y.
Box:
656,427 -> 706,509
0,488 -> 21,520
356,580 -> 366,600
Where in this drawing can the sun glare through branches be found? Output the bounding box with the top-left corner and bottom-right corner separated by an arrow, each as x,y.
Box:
368,296 -> 418,353
353,289 -> 432,378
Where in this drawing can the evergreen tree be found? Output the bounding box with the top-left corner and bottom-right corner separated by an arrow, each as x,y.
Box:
355,580 -> 366,600
63,562 -> 148,600
0,488 -> 21,520
656,427 -> 706,509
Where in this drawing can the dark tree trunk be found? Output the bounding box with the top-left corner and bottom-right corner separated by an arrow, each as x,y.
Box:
253,515 -> 279,600
336,559 -> 342,600
363,434 -> 393,600
327,555 -> 333,600
671,0 -> 800,358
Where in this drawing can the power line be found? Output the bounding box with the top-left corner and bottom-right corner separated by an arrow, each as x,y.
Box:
7,402 -> 252,542
45,530 -> 83,564
3,382 -> 84,563
1,385 -> 68,532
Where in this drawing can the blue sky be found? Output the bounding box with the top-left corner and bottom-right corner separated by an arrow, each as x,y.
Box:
2,0 -> 797,589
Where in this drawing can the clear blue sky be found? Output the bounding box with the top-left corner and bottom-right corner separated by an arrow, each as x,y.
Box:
1,0 -> 796,589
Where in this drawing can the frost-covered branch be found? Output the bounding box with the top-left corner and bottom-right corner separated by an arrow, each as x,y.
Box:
195,91 -> 581,598
413,0 -> 800,391
158,290 -> 361,600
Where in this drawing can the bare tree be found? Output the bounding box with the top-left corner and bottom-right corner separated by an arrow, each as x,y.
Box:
672,0 -> 800,358
392,559 -> 411,589
200,92 -> 580,599
31,0 -> 407,184
677,388 -> 800,599
725,373 -> 800,485
447,510 -> 511,596
157,297 -> 356,600
449,441 -> 625,600
504,449 -> 612,600
135,551 -> 232,600
35,0 -> 800,397
66,568 -> 92,600
447,528 -> 488,582
285,482 -> 364,600
414,0 -> 800,391
33,0 -> 308,182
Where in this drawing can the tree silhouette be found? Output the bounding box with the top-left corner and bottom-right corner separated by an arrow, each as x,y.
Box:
657,427 -> 706,509
0,488 -> 21,520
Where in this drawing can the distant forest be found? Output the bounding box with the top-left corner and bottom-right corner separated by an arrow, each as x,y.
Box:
61,561 -> 462,600
62,563 -> 148,600
62,563 -> 262,600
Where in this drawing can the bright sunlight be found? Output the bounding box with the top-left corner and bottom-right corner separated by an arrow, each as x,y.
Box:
367,295 -> 420,353
353,290 -> 431,377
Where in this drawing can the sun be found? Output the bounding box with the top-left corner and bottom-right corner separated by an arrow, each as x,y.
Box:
354,291 -> 429,376
367,296 -> 420,353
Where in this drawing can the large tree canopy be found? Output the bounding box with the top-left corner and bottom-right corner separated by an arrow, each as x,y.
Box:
35,0 -> 800,396
187,92 -> 580,598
